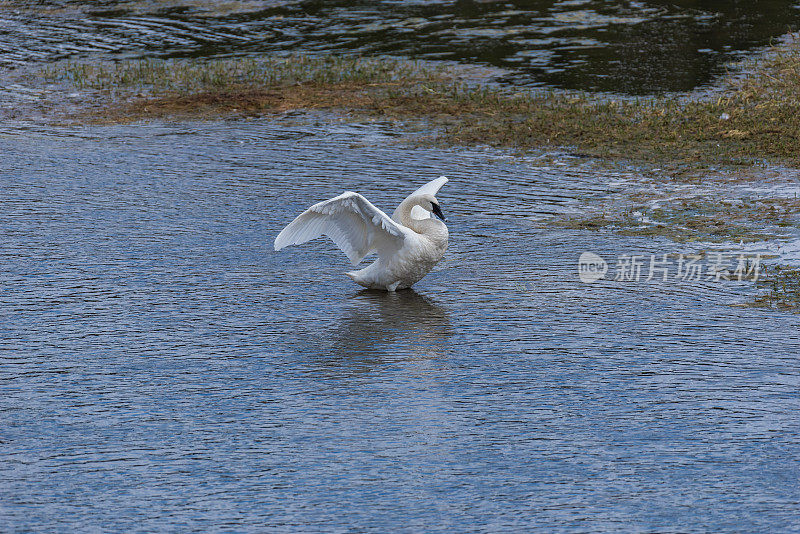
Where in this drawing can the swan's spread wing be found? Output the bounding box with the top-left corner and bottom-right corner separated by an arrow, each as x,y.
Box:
408,175 -> 449,198
274,192 -> 406,265
396,176 -> 448,220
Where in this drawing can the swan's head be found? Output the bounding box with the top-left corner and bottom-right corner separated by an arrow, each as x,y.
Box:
418,194 -> 447,222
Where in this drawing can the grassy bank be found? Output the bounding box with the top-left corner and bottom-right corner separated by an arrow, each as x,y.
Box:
38,41 -> 800,165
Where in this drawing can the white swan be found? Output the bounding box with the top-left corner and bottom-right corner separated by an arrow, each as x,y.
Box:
274,176 -> 449,291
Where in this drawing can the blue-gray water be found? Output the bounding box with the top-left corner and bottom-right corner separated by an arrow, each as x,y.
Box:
2,119 -> 799,532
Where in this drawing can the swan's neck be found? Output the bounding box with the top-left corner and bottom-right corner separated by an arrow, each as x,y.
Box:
392,196 -> 420,228
392,198 -> 448,241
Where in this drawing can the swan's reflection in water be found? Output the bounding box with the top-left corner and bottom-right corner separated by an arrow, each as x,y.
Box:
316,289 -> 453,373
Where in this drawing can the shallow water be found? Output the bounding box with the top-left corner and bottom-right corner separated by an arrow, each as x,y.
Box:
2,119 -> 799,531
4,0 -> 800,93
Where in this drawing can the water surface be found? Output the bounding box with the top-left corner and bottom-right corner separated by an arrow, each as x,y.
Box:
1,119 -> 799,531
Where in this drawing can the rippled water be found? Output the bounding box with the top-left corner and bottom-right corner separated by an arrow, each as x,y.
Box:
3,0 -> 800,92
2,119 -> 799,531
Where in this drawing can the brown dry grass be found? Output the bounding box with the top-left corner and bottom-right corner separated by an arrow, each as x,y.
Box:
38,40 -> 800,165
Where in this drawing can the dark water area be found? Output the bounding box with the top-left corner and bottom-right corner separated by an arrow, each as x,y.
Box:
1,119 -> 799,531
2,0 -> 800,93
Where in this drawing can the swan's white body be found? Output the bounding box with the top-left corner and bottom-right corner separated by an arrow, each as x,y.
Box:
274,176 -> 449,291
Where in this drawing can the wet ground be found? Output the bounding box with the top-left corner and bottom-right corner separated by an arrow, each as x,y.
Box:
4,0 -> 800,93
2,119 -> 800,531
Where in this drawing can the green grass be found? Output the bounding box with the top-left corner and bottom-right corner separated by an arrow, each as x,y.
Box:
39,55 -> 446,93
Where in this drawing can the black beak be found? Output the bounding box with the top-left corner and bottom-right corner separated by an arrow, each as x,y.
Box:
431,203 -> 447,222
